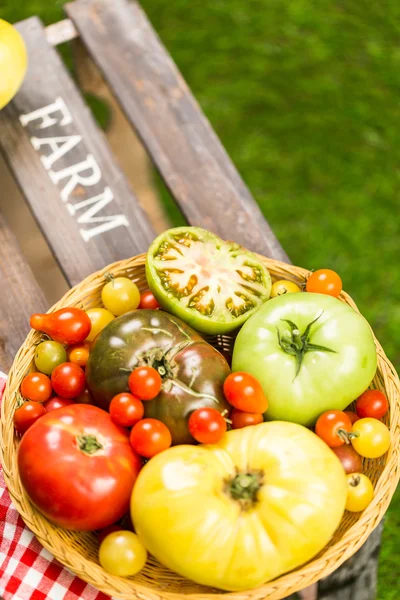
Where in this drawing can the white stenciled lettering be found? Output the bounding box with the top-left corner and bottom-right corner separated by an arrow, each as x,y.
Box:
49,155 -> 102,202
67,187 -> 129,241
31,135 -> 82,170
19,97 -> 72,129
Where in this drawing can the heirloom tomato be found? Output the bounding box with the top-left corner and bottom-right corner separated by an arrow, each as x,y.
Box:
34,341 -> 67,375
232,293 -> 377,426
146,227 -> 271,334
86,310 -> 230,445
132,421 -> 347,591
18,404 -> 142,530
30,308 -> 91,345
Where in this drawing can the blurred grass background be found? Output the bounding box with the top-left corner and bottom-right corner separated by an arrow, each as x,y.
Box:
1,0 -> 399,597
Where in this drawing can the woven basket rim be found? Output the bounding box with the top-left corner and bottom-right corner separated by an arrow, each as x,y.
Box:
1,254 -> 399,600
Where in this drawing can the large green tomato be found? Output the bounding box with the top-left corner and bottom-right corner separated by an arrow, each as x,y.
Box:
232,293 -> 377,426
131,422 -> 347,591
146,227 -> 271,334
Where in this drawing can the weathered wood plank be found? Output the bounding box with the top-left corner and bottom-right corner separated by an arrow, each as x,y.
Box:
0,17 -> 155,288
66,0 -> 289,262
0,212 -> 47,371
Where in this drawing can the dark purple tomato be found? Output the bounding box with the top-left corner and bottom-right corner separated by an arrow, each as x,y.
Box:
86,310 -> 231,445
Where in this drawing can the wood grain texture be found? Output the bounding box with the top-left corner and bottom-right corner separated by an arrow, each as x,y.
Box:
66,0 -> 289,263
0,212 -> 47,371
0,17 -> 155,288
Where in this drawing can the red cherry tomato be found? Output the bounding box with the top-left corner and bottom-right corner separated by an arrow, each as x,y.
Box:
356,390 -> 389,419
130,419 -> 171,458
223,372 -> 268,413
332,445 -> 363,474
344,410 -> 360,425
128,366 -> 162,401
14,402 -> 47,435
30,308 -> 91,345
139,291 -> 160,310
67,342 -> 91,367
51,362 -> 85,399
231,409 -> 263,429
110,393 -> 144,427
21,372 -> 52,402
315,410 -> 353,448
188,407 -> 227,443
97,524 -> 122,544
305,269 -> 342,297
43,397 -> 75,412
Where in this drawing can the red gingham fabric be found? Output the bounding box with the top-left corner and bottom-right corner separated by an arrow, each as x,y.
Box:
0,375 -> 115,600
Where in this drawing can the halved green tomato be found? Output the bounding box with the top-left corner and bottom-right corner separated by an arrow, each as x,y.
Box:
146,227 -> 272,334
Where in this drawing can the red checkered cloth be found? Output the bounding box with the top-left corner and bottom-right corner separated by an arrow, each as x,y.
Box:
0,375 -> 115,600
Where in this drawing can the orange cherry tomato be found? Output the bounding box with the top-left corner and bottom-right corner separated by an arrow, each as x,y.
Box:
14,401 -> 47,435
188,407 -> 227,443
315,410 -> 353,448
223,372 -> 268,413
128,366 -> 162,401
21,373 -> 52,402
306,269 -> 342,297
67,342 -> 91,367
130,419 -> 171,458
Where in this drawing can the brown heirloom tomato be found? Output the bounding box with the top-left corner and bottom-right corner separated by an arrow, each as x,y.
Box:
86,310 -> 231,445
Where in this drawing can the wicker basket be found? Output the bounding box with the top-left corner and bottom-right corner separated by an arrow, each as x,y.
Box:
1,254 -> 400,600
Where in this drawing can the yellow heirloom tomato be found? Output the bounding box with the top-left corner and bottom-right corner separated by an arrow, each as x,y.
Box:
131,422 -> 347,591
0,20 -> 27,109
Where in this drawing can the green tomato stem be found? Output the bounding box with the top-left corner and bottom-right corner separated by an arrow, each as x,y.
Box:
76,434 -> 103,455
226,471 -> 263,510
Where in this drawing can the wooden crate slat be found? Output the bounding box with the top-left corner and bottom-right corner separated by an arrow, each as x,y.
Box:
0,17 -> 155,288
0,212 -> 48,371
66,0 -> 289,263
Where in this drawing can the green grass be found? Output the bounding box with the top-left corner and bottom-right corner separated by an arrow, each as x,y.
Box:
2,0 -> 399,597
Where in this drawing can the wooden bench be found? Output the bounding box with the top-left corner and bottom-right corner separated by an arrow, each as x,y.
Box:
0,1 -> 383,598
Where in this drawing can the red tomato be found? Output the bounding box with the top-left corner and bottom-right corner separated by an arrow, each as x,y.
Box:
356,390 -> 389,419
67,342 -> 91,367
305,269 -> 342,297
21,372 -> 52,402
231,409 -> 263,429
97,524 -> 122,544
130,419 -> 171,458
128,366 -> 162,401
332,445 -> 363,474
30,308 -> 91,345
14,402 -> 47,435
43,397 -> 75,412
110,393 -> 144,427
315,410 -> 353,448
51,362 -> 85,399
139,291 -> 160,310
223,372 -> 268,413
344,410 -> 360,425
188,407 -> 227,443
18,404 -> 142,530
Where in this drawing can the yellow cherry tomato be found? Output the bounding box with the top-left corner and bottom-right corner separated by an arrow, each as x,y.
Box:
271,279 -> 302,297
131,422 -> 347,591
99,530 -> 147,576
351,418 -> 391,458
67,342 -> 91,367
0,20 -> 27,109
102,277 -> 140,316
86,308 -> 115,342
345,473 -> 374,512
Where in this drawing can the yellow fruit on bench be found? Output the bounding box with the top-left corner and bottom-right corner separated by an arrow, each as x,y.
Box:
0,20 -> 27,109
131,421 -> 347,591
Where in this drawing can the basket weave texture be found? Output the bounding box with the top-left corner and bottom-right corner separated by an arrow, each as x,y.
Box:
1,254 -> 399,600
